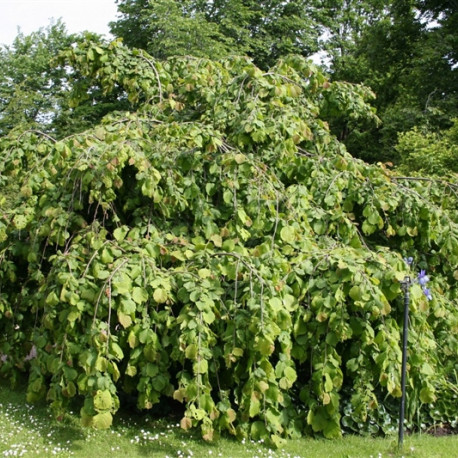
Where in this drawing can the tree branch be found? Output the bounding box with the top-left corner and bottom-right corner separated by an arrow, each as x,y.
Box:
139,51 -> 163,104
392,176 -> 458,190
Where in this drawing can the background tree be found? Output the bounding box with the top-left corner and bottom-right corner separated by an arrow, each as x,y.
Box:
110,0 -> 234,60
0,21 -> 72,136
0,21 -> 130,138
326,0 -> 458,163
110,0 -> 323,68
110,0 -> 458,165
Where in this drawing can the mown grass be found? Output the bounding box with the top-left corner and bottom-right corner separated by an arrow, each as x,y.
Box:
0,379 -> 456,457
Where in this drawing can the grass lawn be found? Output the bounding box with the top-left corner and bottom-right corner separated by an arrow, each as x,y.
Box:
1,380 -> 456,457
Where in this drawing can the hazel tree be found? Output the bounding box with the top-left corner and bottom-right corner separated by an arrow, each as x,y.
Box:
0,40 -> 457,444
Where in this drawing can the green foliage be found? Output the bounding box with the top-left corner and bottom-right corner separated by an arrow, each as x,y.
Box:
110,0 -> 322,69
0,21 -> 70,136
326,1 -> 458,163
110,0 -> 234,61
0,21 -> 130,139
392,121 -> 458,219
396,121 -> 458,177
0,41 -> 457,445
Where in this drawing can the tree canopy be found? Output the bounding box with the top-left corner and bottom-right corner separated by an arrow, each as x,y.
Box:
325,0 -> 458,162
110,0 -> 323,69
0,40 -> 457,443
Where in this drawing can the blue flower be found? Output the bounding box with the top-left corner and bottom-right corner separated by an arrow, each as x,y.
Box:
418,270 -> 430,286
422,287 -> 433,301
404,256 -> 414,266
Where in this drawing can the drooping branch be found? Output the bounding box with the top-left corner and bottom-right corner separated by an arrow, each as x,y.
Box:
392,176 -> 458,190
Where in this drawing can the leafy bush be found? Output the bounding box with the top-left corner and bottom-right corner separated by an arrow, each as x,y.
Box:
0,41 -> 457,445
395,121 -> 458,177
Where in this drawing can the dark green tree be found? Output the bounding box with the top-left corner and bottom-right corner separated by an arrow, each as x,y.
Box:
110,0 -> 323,69
326,0 -> 458,163
110,0 -> 234,60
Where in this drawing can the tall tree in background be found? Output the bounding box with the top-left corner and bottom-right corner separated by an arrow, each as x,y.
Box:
0,21 -> 73,136
3,1 -> 455,162
326,0 -> 458,163
0,21 -> 130,138
110,0 -> 234,60
110,0 -> 323,69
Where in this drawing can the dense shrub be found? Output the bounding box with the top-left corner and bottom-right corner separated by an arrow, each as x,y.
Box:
0,41 -> 457,445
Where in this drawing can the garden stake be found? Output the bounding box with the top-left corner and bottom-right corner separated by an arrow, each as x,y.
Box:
398,276 -> 411,448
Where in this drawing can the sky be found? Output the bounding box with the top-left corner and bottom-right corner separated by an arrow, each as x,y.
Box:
0,0 -> 119,46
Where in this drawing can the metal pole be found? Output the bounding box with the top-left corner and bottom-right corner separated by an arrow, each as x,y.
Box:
398,276 -> 410,448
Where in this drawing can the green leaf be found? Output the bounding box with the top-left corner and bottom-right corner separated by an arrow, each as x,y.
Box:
323,419 -> 342,439
153,288 -> 168,304
349,285 -> 362,301
313,221 -> 325,235
324,373 -> 333,392
45,291 -> 59,306
125,365 -> 137,377
109,342 -> 124,360
237,208 -> 252,227
198,268 -> 212,279
284,366 -> 297,384
221,189 -> 232,204
269,297 -> 282,311
420,386 -> 436,403
95,267 -> 110,280
132,287 -> 148,304
280,226 -> 296,243
203,309 -> 215,324
255,337 -> 275,356
250,421 -> 267,440
193,359 -> 208,375
93,390 -> 113,411
117,311 -> 132,328
249,397 -> 261,418
145,363 -> 158,377
127,331 -> 138,349
113,274 -> 132,296
120,298 -> 136,315
113,226 -> 129,242
95,356 -> 108,372
185,344 -> 198,360
92,412 -> 113,430
67,310 -> 80,323
420,363 -> 435,376
101,248 -> 114,264
362,220 -> 376,235
210,234 -> 222,247
308,409 -> 327,432
13,215 -> 28,230
152,375 -> 167,392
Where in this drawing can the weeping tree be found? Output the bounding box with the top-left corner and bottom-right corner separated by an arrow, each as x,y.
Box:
0,40 -> 457,444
